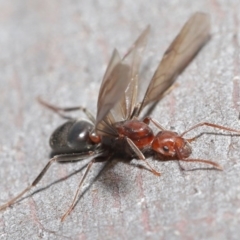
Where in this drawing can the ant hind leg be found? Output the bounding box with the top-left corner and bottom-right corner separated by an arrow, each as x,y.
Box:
0,151 -> 96,211
37,97 -> 95,123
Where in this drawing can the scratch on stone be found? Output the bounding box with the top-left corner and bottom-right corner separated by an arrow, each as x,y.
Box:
136,173 -> 151,232
210,0 -> 225,18
169,91 -> 177,127
91,188 -> 99,208
10,72 -> 24,128
29,198 -> 56,236
232,13 -> 240,114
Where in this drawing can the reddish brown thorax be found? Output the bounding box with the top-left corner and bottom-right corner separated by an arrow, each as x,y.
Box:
115,120 -> 154,149
151,131 -> 192,158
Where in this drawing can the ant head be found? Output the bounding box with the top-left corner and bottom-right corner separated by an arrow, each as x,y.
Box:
151,131 -> 192,158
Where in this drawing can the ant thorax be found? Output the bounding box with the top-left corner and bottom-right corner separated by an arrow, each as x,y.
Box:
114,120 -> 154,149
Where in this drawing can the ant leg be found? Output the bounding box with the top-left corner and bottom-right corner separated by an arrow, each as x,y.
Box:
61,153 -> 112,221
0,151 -> 96,211
61,159 -> 95,221
175,146 -> 223,170
179,158 -> 223,170
184,137 -> 198,143
143,117 -> 166,130
37,97 -> 96,124
126,137 -> 161,176
180,122 -> 240,137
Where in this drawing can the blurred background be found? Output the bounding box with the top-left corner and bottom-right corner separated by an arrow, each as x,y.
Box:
0,1 -> 240,239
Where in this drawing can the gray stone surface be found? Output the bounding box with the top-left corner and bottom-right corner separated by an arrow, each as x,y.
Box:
0,1 -> 240,239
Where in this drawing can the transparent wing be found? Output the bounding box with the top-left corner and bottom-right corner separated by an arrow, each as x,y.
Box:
96,27 -> 150,135
117,26 -> 150,120
98,49 -> 121,96
139,12 -> 210,112
96,49 -> 130,126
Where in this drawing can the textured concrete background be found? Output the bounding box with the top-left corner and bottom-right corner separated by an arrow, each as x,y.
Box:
0,0 -> 240,239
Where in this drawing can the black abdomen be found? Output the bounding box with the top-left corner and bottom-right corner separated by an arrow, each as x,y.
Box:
50,120 -> 96,154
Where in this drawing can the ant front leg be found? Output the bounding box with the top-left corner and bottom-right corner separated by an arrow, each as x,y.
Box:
143,117 -> 166,131
174,145 -> 223,171
37,97 -> 96,124
125,137 -> 161,176
178,158 -> 223,171
0,151 -> 96,212
180,122 -> 240,137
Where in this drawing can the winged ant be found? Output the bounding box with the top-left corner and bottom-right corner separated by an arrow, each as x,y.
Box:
1,12 -> 240,221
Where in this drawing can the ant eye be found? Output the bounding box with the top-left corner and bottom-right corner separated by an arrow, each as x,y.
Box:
163,146 -> 169,152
